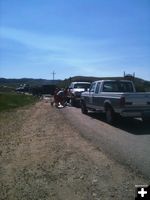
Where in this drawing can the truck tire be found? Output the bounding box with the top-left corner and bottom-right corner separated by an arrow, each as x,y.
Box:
81,101 -> 88,114
105,106 -> 115,124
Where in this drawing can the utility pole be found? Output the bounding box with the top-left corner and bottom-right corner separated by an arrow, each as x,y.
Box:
52,71 -> 56,81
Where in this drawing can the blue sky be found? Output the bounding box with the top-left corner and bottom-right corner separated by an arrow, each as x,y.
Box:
0,0 -> 150,80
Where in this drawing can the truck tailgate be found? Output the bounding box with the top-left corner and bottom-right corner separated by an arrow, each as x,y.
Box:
125,93 -> 150,106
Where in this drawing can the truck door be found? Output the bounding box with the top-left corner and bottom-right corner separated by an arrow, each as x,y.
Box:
93,82 -> 101,107
88,82 -> 96,106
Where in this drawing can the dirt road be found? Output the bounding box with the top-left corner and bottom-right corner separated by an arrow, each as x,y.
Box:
62,106 -> 150,179
0,100 -> 149,200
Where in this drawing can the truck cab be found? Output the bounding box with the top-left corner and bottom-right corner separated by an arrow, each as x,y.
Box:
81,80 -> 150,123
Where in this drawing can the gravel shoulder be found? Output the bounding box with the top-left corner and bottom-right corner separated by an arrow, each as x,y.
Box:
0,100 -> 149,200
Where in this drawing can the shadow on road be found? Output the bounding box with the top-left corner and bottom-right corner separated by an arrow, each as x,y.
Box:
88,112 -> 150,135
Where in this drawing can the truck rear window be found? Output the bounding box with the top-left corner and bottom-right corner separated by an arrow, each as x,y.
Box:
103,81 -> 134,92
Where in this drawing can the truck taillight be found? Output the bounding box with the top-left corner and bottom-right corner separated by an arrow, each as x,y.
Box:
120,97 -> 125,106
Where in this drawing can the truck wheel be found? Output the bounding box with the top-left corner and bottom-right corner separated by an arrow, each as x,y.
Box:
81,101 -> 88,114
105,106 -> 114,124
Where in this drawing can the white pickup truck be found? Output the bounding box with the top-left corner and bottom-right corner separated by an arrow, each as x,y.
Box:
81,80 -> 150,123
68,82 -> 91,106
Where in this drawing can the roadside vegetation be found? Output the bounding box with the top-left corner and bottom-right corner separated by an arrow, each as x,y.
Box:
0,93 -> 38,112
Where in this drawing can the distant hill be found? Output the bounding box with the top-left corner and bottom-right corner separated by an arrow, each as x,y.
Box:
62,75 -> 149,83
0,78 -> 61,87
0,76 -> 150,92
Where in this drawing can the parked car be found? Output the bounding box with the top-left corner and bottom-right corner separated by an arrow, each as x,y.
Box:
81,80 -> 150,123
68,82 -> 91,106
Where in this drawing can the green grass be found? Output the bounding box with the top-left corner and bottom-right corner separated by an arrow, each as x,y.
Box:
0,93 -> 38,112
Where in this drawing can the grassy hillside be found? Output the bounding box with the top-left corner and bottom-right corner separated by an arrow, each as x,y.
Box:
0,76 -> 150,92
0,93 -> 38,112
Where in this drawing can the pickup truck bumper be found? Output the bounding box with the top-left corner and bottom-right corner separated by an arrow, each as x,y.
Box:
119,109 -> 150,118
